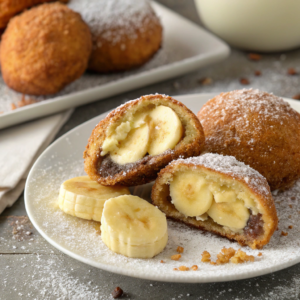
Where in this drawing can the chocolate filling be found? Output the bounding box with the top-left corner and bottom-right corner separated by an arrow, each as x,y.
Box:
244,213 -> 264,239
98,155 -> 153,177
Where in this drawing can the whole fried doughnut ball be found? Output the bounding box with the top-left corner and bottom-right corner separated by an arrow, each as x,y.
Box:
69,0 -> 162,72
197,89 -> 300,191
0,0 -> 69,32
0,2 -> 92,95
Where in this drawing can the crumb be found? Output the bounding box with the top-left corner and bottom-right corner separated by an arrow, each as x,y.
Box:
240,78 -> 250,85
216,248 -> 236,265
191,265 -> 198,271
289,215 -> 292,219
173,268 -> 178,271
230,249 -> 255,264
177,246 -> 184,253
112,287 -> 123,299
248,53 -> 262,61
254,70 -> 261,76
292,94 -> 300,100
289,205 -> 293,208
178,266 -> 189,271
287,68 -> 298,75
171,254 -> 181,261
258,252 -> 263,257
281,231 -> 288,236
210,261 -> 217,265
160,260 -> 165,263
198,77 -> 212,85
201,251 -> 211,263
11,103 -> 17,110
291,197 -> 296,200
288,225 -> 293,229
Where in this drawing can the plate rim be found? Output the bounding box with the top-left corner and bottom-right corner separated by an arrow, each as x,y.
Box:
25,92 -> 300,283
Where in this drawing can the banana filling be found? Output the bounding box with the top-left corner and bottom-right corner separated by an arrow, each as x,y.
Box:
169,171 -> 262,234
101,105 -> 183,165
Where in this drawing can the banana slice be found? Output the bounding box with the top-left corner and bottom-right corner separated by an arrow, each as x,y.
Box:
58,176 -> 130,222
207,199 -> 250,230
101,195 -> 168,258
110,123 -> 150,165
148,106 -> 183,156
169,171 -> 213,217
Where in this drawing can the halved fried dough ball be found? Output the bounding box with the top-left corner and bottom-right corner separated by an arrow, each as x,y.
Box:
69,0 -> 162,72
0,2 -> 92,95
197,89 -> 300,191
0,0 -> 69,32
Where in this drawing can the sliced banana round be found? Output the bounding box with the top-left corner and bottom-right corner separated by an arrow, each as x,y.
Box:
207,199 -> 250,230
169,171 -> 213,217
101,195 -> 168,258
58,176 -> 130,222
148,106 -> 183,156
110,123 -> 150,165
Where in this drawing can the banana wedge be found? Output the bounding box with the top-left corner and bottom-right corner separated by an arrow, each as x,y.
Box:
148,106 -> 183,156
110,123 -> 150,165
58,176 -> 130,222
169,171 -> 213,217
101,195 -> 168,258
207,199 -> 250,230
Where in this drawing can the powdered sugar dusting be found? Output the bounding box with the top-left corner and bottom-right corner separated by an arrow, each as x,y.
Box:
200,89 -> 297,132
68,0 -> 158,45
26,152 -> 300,282
173,153 -> 270,197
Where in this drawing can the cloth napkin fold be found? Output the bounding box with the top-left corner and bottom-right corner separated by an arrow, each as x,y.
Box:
0,109 -> 73,214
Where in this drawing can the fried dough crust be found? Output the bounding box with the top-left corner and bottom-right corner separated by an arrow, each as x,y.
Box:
197,89 -> 300,191
0,2 -> 92,95
69,0 -> 162,72
152,154 -> 278,249
84,94 -> 205,186
0,0 -> 69,31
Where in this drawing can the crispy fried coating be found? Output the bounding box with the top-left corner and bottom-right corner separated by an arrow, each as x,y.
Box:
84,94 -> 205,186
197,89 -> 300,190
69,0 -> 162,72
0,0 -> 69,31
0,2 -> 92,95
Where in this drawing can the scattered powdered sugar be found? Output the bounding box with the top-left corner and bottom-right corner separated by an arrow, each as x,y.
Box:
172,153 -> 270,197
200,89 -> 297,131
68,0 -> 158,44
26,152 -> 300,282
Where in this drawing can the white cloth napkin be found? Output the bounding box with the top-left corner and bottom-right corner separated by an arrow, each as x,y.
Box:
0,109 -> 73,214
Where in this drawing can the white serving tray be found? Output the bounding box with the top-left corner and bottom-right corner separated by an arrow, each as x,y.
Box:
0,2 -> 229,129
25,93 -> 300,283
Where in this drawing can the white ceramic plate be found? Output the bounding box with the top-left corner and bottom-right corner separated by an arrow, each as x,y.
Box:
0,2 -> 230,130
25,93 -> 300,283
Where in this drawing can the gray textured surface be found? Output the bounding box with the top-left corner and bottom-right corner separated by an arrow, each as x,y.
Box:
1,0 -> 300,299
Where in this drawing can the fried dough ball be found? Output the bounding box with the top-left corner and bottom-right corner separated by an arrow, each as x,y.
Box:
0,2 -> 92,95
197,89 -> 300,191
69,0 -> 162,72
0,0 -> 69,31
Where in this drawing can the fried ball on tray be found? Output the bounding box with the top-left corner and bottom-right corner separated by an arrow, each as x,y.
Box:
69,0 -> 162,72
0,0 -> 69,32
197,89 -> 300,191
0,2 -> 92,95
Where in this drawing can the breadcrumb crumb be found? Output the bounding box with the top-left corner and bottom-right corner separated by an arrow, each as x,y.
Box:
171,254 -> 181,261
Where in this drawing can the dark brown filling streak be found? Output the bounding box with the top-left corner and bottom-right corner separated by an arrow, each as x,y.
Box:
98,154 -> 153,178
165,191 -> 264,239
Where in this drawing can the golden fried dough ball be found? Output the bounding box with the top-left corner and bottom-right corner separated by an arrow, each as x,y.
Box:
0,2 -> 92,95
197,89 -> 300,191
0,0 -> 69,31
69,0 -> 162,72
